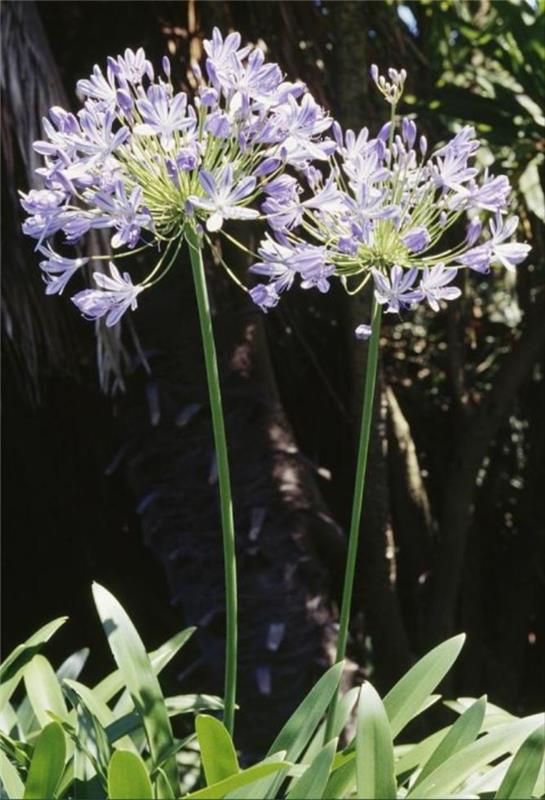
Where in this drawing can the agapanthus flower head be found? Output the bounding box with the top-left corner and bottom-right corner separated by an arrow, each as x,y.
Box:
21,32 -> 335,326
248,63 -> 529,334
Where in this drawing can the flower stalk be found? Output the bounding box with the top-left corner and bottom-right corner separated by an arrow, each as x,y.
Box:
325,295 -> 382,739
186,224 -> 238,737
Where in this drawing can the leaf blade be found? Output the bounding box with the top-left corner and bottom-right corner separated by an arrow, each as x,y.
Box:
107,749 -> 153,800
355,683 -> 396,800
196,715 -> 239,786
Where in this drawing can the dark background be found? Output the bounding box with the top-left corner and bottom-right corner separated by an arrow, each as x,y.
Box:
2,0 -> 544,756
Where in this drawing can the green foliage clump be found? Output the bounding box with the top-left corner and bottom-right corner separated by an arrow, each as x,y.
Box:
1,586 -> 543,799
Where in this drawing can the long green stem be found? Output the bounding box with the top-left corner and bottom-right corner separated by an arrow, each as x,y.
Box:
186,226 -> 238,737
325,296 -> 382,739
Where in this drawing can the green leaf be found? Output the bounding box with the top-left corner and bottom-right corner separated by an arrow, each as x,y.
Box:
196,715 -> 239,785
185,762 -> 291,799
107,749 -> 153,799
0,618 -> 67,711
413,695 -> 486,788
63,678 -> 136,753
355,683 -> 396,799
225,752 -> 287,800
292,687 -> 358,783
519,156 -> 545,222
268,662 -> 344,761
17,648 -> 90,738
62,680 -> 114,783
23,721 -> 66,800
0,750 -> 24,799
93,625 -> 195,705
411,713 -> 544,798
23,655 -> 67,728
287,738 -> 337,799
263,662 -> 343,799
92,582 -> 177,798
394,727 -> 450,777
383,634 -> 465,739
495,724 -> 545,799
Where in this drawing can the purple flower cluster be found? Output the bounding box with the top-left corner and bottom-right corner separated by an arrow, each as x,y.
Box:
21,41 -> 529,332
20,32 -> 334,325
247,64 -> 530,328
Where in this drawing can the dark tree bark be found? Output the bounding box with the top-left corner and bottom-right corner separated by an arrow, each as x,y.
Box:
115,245 -> 341,756
329,0 -> 413,686
428,310 -> 545,644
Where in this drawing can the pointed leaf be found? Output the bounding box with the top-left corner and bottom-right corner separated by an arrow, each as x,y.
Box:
268,662 -> 344,760
0,750 -> 24,799
0,618 -> 67,711
185,762 -> 291,799
23,656 -> 67,728
196,715 -> 239,785
226,752 -> 287,800
356,683 -> 396,799
93,626 -> 195,705
383,634 -> 465,738
413,695 -> 486,788
107,749 -> 153,799
410,714 -> 544,798
496,724 -> 545,799
287,738 -> 337,799
92,582 -> 177,798
23,721 -> 66,800
263,662 -> 343,799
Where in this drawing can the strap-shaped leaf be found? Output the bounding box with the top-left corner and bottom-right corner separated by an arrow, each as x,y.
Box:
268,662 -> 344,760
287,738 -> 337,799
412,695 -> 486,788
0,618 -> 67,711
411,713 -> 544,798
23,721 -> 66,800
356,683 -> 396,799
107,749 -> 153,799
383,634 -> 465,739
185,761 -> 291,799
93,625 -> 195,705
496,724 -> 545,799
0,749 -> 24,798
92,582 -> 177,798
196,715 -> 239,785
23,655 -> 67,728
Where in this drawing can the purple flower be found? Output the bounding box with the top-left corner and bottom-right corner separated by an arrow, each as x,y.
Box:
188,165 -> 259,232
296,245 -> 335,293
135,85 -> 194,150
372,265 -> 420,313
249,235 -> 298,292
401,225 -> 431,253
91,182 -> 153,248
489,214 -> 531,271
204,111 -> 232,139
76,63 -> 118,110
203,28 -> 251,88
272,94 -> 333,166
72,262 -> 143,327
116,47 -> 152,84
433,150 -> 478,192
249,283 -> 280,311
417,263 -> 461,311
456,244 -> 492,274
38,243 -> 88,295
450,174 -> 511,213
465,218 -> 482,247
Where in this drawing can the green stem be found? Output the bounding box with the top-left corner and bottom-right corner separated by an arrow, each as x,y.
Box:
325,296 -> 382,739
186,226 -> 238,737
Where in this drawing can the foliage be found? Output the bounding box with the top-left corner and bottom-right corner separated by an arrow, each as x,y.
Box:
1,587 -> 543,799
